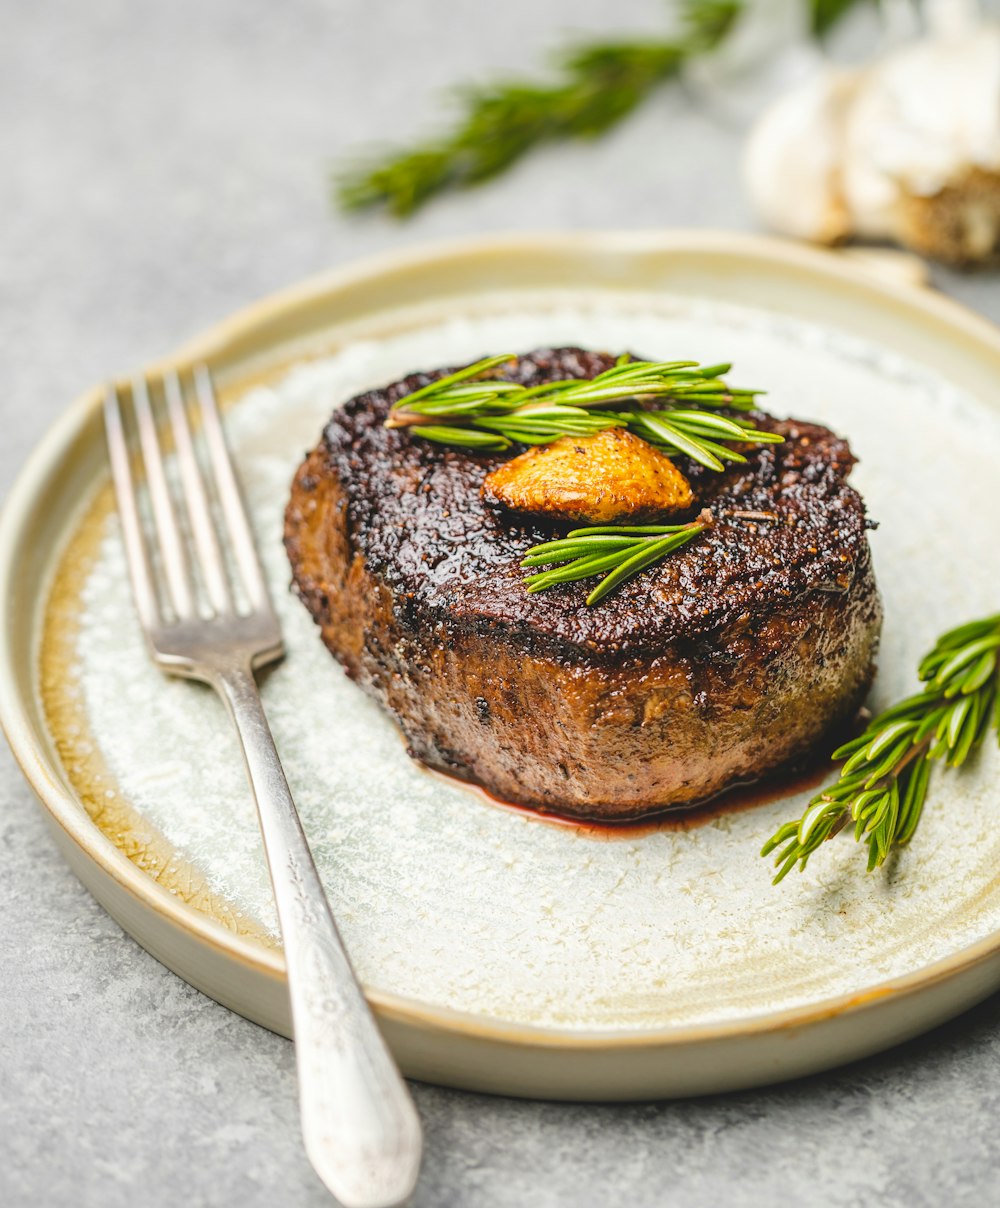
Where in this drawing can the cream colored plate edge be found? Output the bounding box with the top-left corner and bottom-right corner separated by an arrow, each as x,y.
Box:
4,230 -> 1000,1101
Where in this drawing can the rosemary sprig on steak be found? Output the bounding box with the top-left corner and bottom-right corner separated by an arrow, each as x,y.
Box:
386,353 -> 780,470
521,517 -> 710,606
763,614 -> 1000,883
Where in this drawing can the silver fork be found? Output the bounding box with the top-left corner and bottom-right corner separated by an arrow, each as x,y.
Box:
103,366 -> 422,1208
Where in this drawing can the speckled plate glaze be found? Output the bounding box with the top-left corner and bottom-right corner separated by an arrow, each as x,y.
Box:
4,232 -> 1000,1101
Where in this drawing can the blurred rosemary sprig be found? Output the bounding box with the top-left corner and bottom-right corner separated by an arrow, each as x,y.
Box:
521,518 -> 709,605
762,614 -> 1000,883
386,352 -> 779,469
335,0 -> 866,217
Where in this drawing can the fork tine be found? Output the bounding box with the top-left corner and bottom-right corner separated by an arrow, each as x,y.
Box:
194,364 -> 273,615
163,370 -> 233,617
132,375 -> 197,620
103,385 -> 162,633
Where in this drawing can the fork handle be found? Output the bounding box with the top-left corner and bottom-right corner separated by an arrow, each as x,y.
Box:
212,663 -> 422,1208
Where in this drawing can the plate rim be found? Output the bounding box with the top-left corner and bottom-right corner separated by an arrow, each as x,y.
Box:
5,228 -> 1000,1063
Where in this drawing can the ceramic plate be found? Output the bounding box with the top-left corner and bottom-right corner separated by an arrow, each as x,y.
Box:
4,232 -> 1000,1101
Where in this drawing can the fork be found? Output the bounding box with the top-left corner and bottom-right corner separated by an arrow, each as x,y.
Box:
103,366 -> 422,1208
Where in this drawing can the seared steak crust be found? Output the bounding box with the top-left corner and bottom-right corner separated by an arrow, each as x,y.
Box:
284,348 -> 882,818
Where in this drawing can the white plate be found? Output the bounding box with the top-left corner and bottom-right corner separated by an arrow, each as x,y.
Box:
4,232 -> 1000,1100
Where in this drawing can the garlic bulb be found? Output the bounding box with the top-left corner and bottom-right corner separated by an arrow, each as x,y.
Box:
743,66 -> 857,244
743,21 -> 1000,263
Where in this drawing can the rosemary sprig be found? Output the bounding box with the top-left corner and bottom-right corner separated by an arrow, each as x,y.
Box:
387,353 -> 780,470
336,40 -> 686,217
762,614 -> 1000,883
521,518 -> 709,606
335,1 -> 866,217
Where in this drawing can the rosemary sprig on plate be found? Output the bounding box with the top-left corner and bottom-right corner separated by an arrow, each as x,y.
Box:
386,353 -> 780,470
335,1 -> 864,217
762,614 -> 1000,883
521,517 -> 709,606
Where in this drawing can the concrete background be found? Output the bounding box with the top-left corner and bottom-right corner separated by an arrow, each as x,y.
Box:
3,2 -> 1000,1205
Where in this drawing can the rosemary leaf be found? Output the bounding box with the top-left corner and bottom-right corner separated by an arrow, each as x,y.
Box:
409,425 -> 510,449
400,354 -> 516,407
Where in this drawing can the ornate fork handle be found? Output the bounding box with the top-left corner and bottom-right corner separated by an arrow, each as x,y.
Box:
214,662 -> 422,1208
104,368 -> 421,1205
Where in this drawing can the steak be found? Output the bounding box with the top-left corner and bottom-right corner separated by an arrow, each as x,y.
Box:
284,347 -> 882,820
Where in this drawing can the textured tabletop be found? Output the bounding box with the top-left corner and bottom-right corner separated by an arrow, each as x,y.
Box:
3,2 -> 1000,1205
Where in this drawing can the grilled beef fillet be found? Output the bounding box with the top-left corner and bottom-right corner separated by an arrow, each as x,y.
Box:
284,347 -> 882,820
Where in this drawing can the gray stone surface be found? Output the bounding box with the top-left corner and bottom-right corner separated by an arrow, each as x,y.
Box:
3,1 -> 1000,1205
